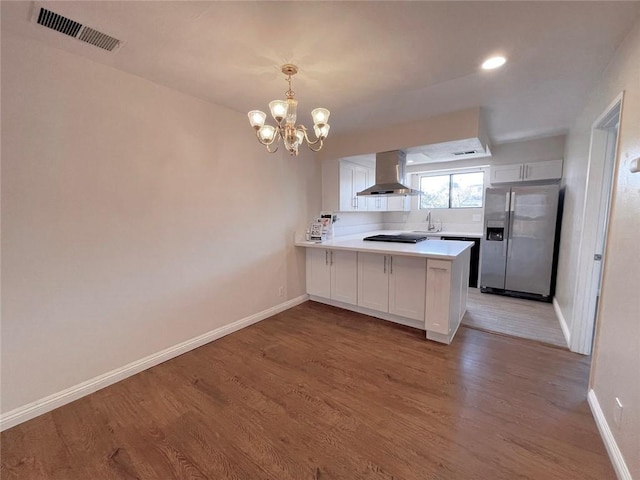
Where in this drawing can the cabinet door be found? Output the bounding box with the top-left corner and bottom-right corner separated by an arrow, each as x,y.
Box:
425,259 -> 452,334
353,166 -> 369,211
388,255 -> 426,321
386,195 -> 409,211
357,253 -> 389,312
490,164 -> 523,184
523,160 -> 563,181
330,250 -> 358,305
306,249 -> 331,298
339,163 -> 356,211
368,196 -> 387,211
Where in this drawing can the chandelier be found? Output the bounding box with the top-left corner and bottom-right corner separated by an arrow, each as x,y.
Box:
248,64 -> 330,156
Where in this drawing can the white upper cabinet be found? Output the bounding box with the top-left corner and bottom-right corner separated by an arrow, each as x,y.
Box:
386,195 -> 411,212
490,159 -> 563,184
368,196 -> 387,212
338,161 -> 370,212
523,160 -> 563,181
490,163 -> 524,184
322,158 -> 411,212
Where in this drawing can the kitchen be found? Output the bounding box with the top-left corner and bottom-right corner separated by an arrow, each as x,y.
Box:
2,2 -> 639,478
298,129 -> 565,346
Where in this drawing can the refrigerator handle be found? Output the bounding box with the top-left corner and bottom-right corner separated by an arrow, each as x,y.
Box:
519,165 -> 523,180
507,194 -> 516,258
505,192 -> 510,212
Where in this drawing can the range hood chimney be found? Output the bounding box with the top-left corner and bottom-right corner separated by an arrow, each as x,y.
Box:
357,150 -> 422,197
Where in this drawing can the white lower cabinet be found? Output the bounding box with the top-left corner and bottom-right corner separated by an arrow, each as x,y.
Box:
306,249 -> 358,305
357,252 -> 426,321
303,244 -> 469,345
425,250 -> 469,339
357,253 -> 389,311
425,259 -> 452,335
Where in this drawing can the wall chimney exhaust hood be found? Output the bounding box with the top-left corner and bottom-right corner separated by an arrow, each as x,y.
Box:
357,150 -> 422,197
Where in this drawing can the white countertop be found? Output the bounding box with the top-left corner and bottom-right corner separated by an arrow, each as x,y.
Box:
295,231 -> 474,260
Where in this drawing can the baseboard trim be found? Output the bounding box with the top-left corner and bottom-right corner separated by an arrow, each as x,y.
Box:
588,389 -> 631,480
552,297 -> 571,348
0,295 -> 309,432
308,296 -> 424,331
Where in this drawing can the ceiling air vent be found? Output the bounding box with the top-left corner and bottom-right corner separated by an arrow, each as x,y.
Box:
37,8 -> 82,38
77,27 -> 120,51
453,150 -> 479,156
33,6 -> 122,52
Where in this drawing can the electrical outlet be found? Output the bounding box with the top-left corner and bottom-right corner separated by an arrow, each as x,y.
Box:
614,397 -> 623,427
278,286 -> 285,297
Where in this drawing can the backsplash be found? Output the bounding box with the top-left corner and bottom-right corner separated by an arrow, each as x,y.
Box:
332,212 -> 385,237
382,195 -> 483,234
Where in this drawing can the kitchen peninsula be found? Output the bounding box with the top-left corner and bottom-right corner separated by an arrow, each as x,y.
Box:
296,233 -> 473,344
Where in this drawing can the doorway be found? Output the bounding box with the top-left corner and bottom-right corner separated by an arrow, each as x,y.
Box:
570,93 -> 623,355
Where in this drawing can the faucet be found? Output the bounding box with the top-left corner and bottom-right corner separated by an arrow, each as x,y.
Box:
426,211 -> 434,231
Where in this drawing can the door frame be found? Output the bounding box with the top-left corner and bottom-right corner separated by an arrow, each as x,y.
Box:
569,92 -> 623,355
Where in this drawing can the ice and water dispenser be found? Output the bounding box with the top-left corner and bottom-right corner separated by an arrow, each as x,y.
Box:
486,222 -> 505,242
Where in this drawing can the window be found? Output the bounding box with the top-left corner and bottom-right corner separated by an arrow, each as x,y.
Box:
419,171 -> 484,209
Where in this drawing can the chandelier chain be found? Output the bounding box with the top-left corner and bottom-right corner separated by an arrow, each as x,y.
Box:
285,74 -> 295,99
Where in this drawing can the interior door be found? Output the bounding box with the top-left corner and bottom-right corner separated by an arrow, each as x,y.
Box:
505,185 -> 559,296
586,121 -> 618,340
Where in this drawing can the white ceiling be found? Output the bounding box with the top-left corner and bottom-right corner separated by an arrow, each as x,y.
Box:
2,1 -> 639,144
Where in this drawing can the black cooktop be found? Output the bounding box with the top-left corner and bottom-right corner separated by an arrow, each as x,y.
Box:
363,233 -> 429,244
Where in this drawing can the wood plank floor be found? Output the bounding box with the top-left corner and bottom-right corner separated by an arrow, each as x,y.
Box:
463,288 -> 567,347
1,301 -> 612,480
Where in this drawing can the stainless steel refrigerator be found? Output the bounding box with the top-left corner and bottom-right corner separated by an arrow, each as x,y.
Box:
480,184 -> 560,299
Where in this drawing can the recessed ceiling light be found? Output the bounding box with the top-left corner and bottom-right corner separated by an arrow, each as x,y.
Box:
482,56 -> 506,70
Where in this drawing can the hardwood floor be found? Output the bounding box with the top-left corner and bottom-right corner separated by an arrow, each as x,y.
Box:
463,288 -> 567,347
1,301 -> 612,479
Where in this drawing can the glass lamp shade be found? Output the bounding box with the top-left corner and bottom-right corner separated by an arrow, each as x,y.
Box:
314,123 -> 330,139
258,125 -> 276,142
248,110 -> 266,129
285,99 -> 298,126
269,100 -> 289,122
295,129 -> 305,145
311,108 -> 330,125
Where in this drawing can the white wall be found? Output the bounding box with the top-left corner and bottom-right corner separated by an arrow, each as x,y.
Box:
0,34 -> 320,414
557,18 -> 640,477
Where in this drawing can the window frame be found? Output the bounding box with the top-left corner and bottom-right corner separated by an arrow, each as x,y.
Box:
418,169 -> 486,210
